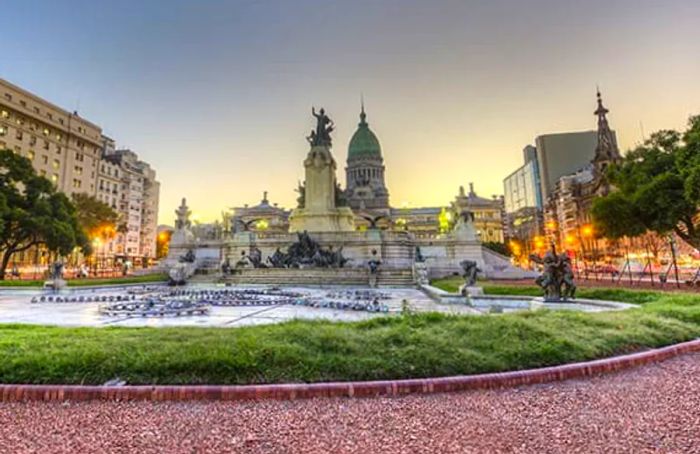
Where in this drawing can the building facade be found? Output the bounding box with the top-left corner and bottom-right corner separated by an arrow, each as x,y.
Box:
0,78 -> 103,196
545,91 -> 621,253
345,106 -> 390,212
503,145 -> 544,245
0,78 -> 160,268
103,148 -> 160,263
535,130 -> 601,199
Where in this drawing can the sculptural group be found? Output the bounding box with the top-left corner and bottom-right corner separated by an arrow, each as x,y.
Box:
229,232 -> 349,270
530,245 -> 577,301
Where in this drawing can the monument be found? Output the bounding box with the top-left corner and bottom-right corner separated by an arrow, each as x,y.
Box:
530,243 -> 577,301
288,108 -> 355,233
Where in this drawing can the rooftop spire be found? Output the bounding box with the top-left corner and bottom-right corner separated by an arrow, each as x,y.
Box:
592,88 -> 621,194
359,94 -> 367,126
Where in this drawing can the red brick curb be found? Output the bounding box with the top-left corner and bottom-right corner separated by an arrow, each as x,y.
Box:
2,338 -> 699,402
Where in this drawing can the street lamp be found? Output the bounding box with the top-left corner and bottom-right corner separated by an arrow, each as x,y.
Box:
92,237 -> 102,277
581,224 -> 597,280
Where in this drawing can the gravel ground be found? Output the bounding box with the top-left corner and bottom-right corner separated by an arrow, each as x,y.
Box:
1,353 -> 700,454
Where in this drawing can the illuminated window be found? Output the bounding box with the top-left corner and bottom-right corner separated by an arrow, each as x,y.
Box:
39,169 -> 46,177
1,110 -> 8,118
74,166 -> 83,175
51,174 -> 58,183
26,150 -> 35,160
42,128 -> 49,136
72,179 -> 82,189
52,159 -> 60,169
0,126 -> 6,136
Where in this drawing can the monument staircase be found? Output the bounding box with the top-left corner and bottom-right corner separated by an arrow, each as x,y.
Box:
214,267 -> 415,287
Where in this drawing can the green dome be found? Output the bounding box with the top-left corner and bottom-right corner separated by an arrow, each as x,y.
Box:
348,109 -> 382,160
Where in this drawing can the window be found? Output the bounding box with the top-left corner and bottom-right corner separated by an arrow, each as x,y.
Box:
34,107 -> 40,114
0,126 -> 6,136
52,159 -> 59,169
40,169 -> 46,177
26,150 -> 35,160
42,155 -> 48,164
19,100 -> 26,108
15,116 -> 24,126
75,152 -> 84,162
29,136 -> 36,146
59,118 -> 64,125
15,130 -> 23,140
72,179 -> 82,189
55,133 -> 62,141
47,113 -> 53,121
3,93 -> 11,101
56,146 -> 61,154
1,110 -> 8,119
42,128 -> 49,136
74,166 -> 83,175
51,174 -> 58,184
43,140 -> 49,150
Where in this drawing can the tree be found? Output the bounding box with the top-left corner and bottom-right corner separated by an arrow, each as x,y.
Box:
0,149 -> 89,279
483,241 -> 512,257
592,115 -> 700,248
71,193 -> 120,240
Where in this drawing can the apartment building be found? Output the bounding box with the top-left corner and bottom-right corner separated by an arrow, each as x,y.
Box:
0,78 -> 103,196
103,148 -> 160,263
0,78 -> 160,266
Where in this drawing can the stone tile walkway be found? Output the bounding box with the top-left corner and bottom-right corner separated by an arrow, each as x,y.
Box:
0,285 -> 479,328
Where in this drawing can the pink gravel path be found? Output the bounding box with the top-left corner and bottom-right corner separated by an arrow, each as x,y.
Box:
1,353 -> 700,453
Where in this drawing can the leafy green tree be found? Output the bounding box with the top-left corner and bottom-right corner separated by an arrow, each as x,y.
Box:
483,241 -> 512,257
592,115 -> 700,248
71,193 -> 120,241
0,149 -> 89,279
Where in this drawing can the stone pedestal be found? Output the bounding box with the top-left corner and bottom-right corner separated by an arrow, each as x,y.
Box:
43,279 -> 66,290
289,207 -> 355,232
459,285 -> 484,297
289,144 -> 355,233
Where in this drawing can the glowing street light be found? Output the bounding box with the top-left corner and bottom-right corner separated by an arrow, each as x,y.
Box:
581,224 -> 594,238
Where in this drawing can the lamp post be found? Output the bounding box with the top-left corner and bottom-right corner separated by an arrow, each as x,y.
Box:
581,224 -> 597,281
92,237 -> 102,277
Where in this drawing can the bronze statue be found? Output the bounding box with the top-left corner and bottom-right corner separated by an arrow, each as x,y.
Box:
360,214 -> 387,230
309,107 -> 334,147
247,246 -> 265,268
267,231 -> 348,269
459,259 -> 481,287
295,181 -> 306,208
530,243 -> 577,301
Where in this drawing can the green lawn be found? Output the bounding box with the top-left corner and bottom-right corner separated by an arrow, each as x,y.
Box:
430,276 -> 661,305
0,287 -> 699,385
0,273 -> 167,288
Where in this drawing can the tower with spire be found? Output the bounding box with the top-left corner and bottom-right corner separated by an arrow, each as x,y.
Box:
345,101 -> 390,211
592,89 -> 621,194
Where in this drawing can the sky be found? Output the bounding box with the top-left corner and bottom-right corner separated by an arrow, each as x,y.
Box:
2,0 -> 699,224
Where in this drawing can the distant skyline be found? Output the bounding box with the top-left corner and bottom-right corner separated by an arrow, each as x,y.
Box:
2,0 -> 699,224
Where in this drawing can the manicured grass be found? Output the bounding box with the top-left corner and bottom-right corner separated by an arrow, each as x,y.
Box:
430,276 -> 661,305
0,273 -> 167,288
0,289 -> 699,385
